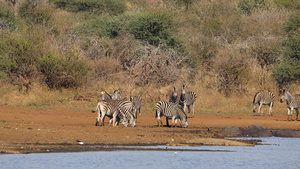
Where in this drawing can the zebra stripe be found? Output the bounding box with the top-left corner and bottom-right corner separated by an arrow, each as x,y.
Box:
169,87 -> 179,104
253,91 -> 275,116
155,101 -> 188,128
94,90 -> 135,127
95,99 -> 136,127
130,96 -> 142,122
280,89 -> 300,121
179,85 -> 197,118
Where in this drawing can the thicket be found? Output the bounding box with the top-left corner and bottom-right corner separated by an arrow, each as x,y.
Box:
0,0 -> 299,107
0,2 -> 16,29
53,0 -> 127,15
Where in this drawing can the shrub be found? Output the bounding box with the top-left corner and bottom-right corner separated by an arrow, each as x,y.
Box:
38,51 -> 90,89
128,12 -> 181,48
273,0 -> 300,9
236,0 -> 272,14
0,2 -> 16,29
249,38 -> 282,70
213,53 -> 250,96
273,29 -> 300,86
53,0 -> 127,15
0,29 -> 45,91
284,10 -> 300,34
73,16 -> 121,38
18,1 -> 53,26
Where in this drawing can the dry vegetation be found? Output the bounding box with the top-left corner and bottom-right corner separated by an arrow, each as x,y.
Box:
0,0 -> 299,116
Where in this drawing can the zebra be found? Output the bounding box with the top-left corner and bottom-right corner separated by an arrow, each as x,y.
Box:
93,90 -> 135,127
95,90 -> 121,125
155,101 -> 188,128
179,85 -> 197,118
169,87 -> 179,104
253,91 -> 275,116
280,89 -> 300,121
130,96 -> 142,122
95,98 -> 136,127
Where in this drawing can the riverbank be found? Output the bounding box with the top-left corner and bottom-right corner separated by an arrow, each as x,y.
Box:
1,105 -> 299,154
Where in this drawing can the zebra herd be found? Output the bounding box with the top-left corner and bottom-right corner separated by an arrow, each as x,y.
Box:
92,85 -> 197,128
253,89 -> 300,121
91,86 -> 299,128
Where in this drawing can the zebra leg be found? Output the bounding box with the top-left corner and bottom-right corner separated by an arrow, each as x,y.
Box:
187,106 -> 191,118
166,117 -> 170,127
192,102 -> 195,118
172,117 -> 176,127
269,102 -> 273,116
287,108 -> 291,121
291,107 -> 294,121
112,113 -> 117,127
258,103 -> 263,115
295,109 -> 299,121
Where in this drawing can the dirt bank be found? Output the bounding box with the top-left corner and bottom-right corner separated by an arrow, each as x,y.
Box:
0,104 -> 299,154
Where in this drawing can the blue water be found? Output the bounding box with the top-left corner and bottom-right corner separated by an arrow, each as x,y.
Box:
1,137 -> 300,169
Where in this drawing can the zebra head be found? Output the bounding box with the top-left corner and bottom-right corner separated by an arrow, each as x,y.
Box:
280,89 -> 292,103
121,118 -> 128,127
112,90 -> 122,100
172,87 -> 177,97
129,117 -> 136,127
181,118 -> 188,128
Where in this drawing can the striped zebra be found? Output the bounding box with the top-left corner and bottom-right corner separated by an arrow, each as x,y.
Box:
179,85 -> 197,118
94,90 -> 135,127
253,91 -> 275,116
130,96 -> 142,122
155,101 -> 188,128
169,87 -> 179,104
280,89 -> 300,121
94,98 -> 136,127
96,90 -> 121,125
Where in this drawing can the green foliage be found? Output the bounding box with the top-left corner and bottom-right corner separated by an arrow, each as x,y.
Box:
284,10 -> 300,33
273,29 -> 300,86
273,0 -> 300,9
236,0 -> 272,14
0,30 -> 44,77
128,12 -> 181,48
18,1 -> 53,25
53,0 -> 127,15
73,16 -> 121,38
38,52 -> 90,89
0,2 -> 16,29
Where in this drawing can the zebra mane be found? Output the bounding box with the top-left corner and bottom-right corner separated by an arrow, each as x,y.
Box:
101,91 -> 112,101
253,92 -> 261,104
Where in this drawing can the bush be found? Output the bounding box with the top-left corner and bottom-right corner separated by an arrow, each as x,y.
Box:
18,1 -> 53,26
273,29 -> 300,86
213,53 -> 250,96
38,52 -> 90,89
53,0 -> 127,15
0,29 -> 45,91
249,38 -> 282,69
0,2 -> 16,29
284,10 -> 300,34
273,0 -> 300,9
73,16 -> 121,38
236,0 -> 272,14
128,12 -> 181,48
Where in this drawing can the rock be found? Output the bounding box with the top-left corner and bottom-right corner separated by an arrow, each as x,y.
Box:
219,126 -> 243,137
274,129 -> 300,138
244,126 -> 273,137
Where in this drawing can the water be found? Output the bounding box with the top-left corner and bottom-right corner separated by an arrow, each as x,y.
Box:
1,137 -> 300,169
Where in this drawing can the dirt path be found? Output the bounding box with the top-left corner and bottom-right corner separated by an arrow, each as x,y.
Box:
0,105 -> 299,154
